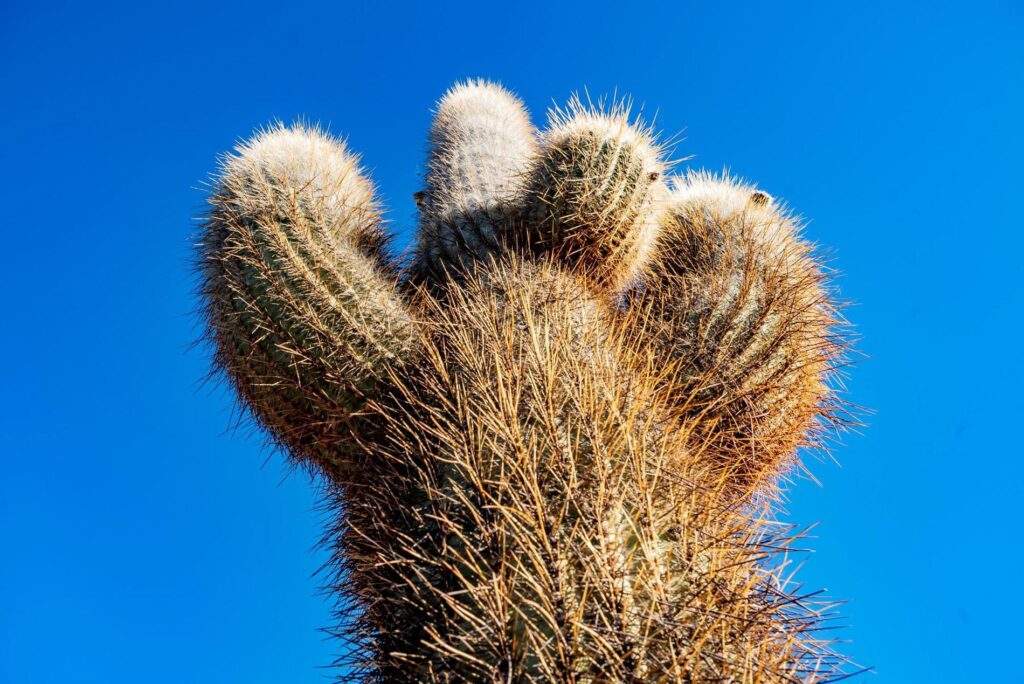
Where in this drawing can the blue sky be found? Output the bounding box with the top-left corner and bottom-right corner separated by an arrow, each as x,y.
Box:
2,1 -> 1021,681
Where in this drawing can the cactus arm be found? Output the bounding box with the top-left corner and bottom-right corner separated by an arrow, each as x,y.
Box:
412,80 -> 539,285
200,124 -> 417,478
632,172 -> 842,496
519,99 -> 667,294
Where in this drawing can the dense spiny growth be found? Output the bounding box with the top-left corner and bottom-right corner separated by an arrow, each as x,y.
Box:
200,124 -> 417,477
521,100 -> 666,292
199,81 -> 853,682
639,172 -> 842,497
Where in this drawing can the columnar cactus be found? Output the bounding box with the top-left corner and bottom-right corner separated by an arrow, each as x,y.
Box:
519,100 -> 665,292
413,81 -> 538,284
199,81 -> 851,681
638,172 -> 841,496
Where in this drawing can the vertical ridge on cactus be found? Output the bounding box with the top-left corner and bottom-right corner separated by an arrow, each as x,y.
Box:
637,171 -> 842,496
413,80 -> 539,284
196,84 -> 857,682
200,124 -> 417,477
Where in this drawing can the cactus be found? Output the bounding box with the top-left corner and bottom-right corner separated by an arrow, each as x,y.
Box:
519,100 -> 666,292
633,172 -> 842,496
199,124 -> 417,477
199,81 -> 852,681
412,80 -> 538,285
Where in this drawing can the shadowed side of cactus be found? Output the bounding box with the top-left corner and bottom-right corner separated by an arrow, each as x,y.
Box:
330,255 -> 843,682
200,124 -> 417,478
412,80 -> 539,285
637,172 -> 842,496
519,100 -> 667,293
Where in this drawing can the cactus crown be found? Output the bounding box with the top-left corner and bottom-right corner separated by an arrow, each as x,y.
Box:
199,81 -> 853,681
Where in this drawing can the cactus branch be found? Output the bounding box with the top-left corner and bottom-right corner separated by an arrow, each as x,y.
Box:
200,124 -> 417,478
635,172 -> 844,496
519,98 -> 667,293
412,80 -> 539,285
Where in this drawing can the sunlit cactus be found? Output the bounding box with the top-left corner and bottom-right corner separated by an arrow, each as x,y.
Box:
200,124 -> 417,477
635,172 -> 842,496
412,80 -> 538,284
520,100 -> 666,292
198,82 -> 853,681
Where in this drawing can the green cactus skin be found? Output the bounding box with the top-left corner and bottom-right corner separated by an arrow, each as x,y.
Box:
518,100 -> 667,293
635,172 -> 842,496
198,86 -> 853,682
200,124 -> 417,477
412,80 -> 538,284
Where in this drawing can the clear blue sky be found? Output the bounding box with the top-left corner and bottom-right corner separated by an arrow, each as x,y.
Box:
2,2 -> 1020,681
